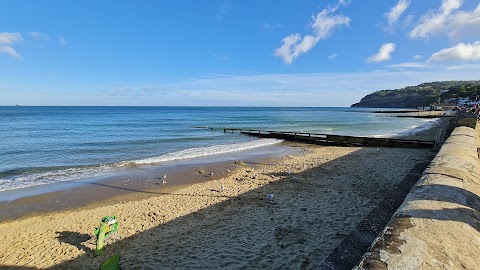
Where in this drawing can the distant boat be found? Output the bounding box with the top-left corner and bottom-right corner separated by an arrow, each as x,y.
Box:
15,104 -> 22,106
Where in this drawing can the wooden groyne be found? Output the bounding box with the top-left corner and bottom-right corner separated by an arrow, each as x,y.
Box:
223,128 -> 436,148
392,115 -> 453,118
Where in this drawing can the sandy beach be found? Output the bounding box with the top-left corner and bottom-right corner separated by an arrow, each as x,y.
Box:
0,145 -> 436,269
0,119 -> 450,270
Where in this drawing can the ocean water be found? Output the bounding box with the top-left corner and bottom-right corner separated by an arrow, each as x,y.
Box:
0,106 -> 437,192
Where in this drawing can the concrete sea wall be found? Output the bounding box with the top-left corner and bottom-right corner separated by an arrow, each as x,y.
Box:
357,126 -> 480,269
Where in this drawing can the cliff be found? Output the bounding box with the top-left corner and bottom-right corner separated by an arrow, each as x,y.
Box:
351,80 -> 480,108
351,92 -> 425,108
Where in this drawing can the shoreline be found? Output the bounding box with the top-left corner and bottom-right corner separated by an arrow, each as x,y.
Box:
0,142 -> 305,222
0,119 -> 449,269
0,118 -> 446,222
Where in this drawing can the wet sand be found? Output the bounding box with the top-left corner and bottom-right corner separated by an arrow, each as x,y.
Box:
0,120 -> 447,269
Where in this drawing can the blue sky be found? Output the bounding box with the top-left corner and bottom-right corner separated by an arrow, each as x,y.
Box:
1,0 -> 479,106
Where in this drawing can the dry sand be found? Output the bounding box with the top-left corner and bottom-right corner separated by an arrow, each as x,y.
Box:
0,144 -> 433,269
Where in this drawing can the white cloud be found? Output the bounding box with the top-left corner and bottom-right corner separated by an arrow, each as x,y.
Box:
0,46 -> 22,59
0,32 -> 23,45
59,36 -> 67,46
328,53 -> 338,59
29,32 -> 49,40
410,0 -> 480,40
387,62 -> 431,68
275,6 -> 350,64
384,0 -> 410,31
0,32 -> 23,59
367,43 -> 396,63
428,41 -> 480,62
413,54 -> 423,60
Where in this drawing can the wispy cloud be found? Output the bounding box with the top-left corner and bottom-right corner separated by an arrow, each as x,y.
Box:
446,64 -> 480,70
0,46 -> 22,59
217,0 -> 231,21
100,84 -> 166,98
29,32 -> 49,40
367,43 -> 396,63
328,53 -> 338,59
413,54 -> 423,60
212,53 -> 230,61
275,5 -> 350,64
0,32 -> 23,59
383,0 -> 410,32
116,67 -> 479,106
262,23 -> 282,30
0,32 -> 23,44
402,14 -> 415,29
410,0 -> 480,40
387,62 -> 431,69
59,36 -> 67,46
428,41 -> 480,62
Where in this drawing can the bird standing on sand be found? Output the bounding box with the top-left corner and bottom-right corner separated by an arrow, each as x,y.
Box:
161,174 -> 167,185
210,172 -> 214,177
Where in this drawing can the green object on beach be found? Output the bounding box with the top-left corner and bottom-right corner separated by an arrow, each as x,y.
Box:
100,253 -> 120,270
94,215 -> 119,256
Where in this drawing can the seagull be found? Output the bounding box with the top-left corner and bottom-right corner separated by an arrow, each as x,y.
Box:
163,174 -> 167,179
162,179 -> 167,185
221,184 -> 225,191
209,172 -> 214,177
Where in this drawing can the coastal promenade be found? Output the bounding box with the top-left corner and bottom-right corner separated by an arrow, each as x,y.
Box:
355,125 -> 480,269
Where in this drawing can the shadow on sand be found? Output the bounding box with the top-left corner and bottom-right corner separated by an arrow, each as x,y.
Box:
1,146 -> 436,270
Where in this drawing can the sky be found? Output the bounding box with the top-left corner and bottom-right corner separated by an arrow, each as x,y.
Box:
0,0 -> 479,106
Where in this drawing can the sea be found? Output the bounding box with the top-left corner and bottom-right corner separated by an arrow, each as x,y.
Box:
0,106 -> 437,193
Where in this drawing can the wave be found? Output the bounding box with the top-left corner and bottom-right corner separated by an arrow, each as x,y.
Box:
130,138 -> 281,165
371,118 -> 439,138
0,139 -> 282,192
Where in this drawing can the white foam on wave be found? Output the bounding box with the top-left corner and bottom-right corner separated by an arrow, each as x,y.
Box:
130,138 -> 283,165
371,118 -> 439,138
0,165 -> 117,192
0,138 -> 283,192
